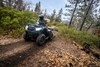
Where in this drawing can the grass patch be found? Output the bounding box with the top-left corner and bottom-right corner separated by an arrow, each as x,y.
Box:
56,23 -> 100,48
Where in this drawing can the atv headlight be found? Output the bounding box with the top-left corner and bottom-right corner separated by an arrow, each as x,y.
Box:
35,28 -> 42,31
25,25 -> 28,30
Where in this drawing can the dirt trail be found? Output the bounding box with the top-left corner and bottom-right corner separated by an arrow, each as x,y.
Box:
0,31 -> 100,67
18,31 -> 100,67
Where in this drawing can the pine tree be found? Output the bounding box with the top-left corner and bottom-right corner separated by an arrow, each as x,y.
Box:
15,0 -> 24,11
56,8 -> 63,22
35,1 -> 41,14
79,0 -> 94,31
67,0 -> 82,26
0,0 -> 26,11
44,9 -> 47,18
50,9 -> 56,22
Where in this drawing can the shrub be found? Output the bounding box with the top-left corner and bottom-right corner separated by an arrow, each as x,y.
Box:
0,7 -> 38,37
10,28 -> 24,37
21,11 -> 38,24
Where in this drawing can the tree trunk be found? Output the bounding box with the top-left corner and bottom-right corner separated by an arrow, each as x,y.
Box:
86,22 -> 93,31
8,0 -> 12,7
69,0 -> 78,26
79,0 -> 94,31
0,0 -> 4,7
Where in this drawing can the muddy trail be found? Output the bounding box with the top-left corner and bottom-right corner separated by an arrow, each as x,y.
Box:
0,31 -> 100,67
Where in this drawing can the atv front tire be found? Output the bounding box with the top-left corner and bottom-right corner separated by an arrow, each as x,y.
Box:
24,33 -> 30,41
36,34 -> 46,46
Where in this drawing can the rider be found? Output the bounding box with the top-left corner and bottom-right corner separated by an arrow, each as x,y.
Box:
37,15 -> 48,35
38,15 -> 47,26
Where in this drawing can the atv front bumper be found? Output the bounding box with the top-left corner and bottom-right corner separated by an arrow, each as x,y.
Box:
25,30 -> 39,39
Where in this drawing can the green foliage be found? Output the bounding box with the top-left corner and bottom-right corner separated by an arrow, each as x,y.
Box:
10,28 -> 24,37
56,23 -> 100,48
0,7 -> 38,37
1,16 -> 11,25
21,10 -> 38,25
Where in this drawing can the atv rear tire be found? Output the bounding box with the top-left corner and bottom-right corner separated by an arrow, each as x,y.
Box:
36,34 -> 46,46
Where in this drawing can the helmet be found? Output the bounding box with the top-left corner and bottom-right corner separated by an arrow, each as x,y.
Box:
39,15 -> 44,20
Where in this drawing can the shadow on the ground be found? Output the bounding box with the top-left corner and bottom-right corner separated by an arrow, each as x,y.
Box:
0,40 -> 51,67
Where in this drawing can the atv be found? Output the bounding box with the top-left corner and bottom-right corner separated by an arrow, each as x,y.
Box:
23,24 -> 53,46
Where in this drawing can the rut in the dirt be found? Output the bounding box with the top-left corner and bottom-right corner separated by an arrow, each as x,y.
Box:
0,40 -> 34,67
